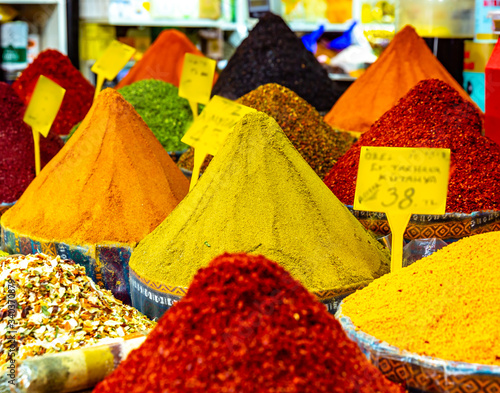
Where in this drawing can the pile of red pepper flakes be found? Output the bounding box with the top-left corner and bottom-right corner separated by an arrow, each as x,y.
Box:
94,253 -> 403,393
324,78 -> 500,214
0,82 -> 63,203
12,49 -> 94,135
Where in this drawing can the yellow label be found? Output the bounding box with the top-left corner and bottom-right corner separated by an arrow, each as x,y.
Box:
354,146 -> 450,214
178,53 -> 216,106
182,95 -> 256,156
91,40 -> 135,81
24,75 -> 66,138
354,146 -> 450,271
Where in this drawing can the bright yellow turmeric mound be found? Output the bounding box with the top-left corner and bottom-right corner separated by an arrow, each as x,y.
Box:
342,231 -> 500,366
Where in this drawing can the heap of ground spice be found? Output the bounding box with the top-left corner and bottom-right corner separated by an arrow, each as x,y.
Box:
178,83 -> 354,178
0,82 -> 63,204
324,25 -> 480,133
130,112 -> 389,294
116,29 -> 217,89
212,13 -> 343,112
342,231 -> 500,366
1,89 -> 189,245
0,253 -> 154,366
95,253 -> 403,393
324,79 -> 500,213
118,79 -> 192,152
12,50 -> 94,135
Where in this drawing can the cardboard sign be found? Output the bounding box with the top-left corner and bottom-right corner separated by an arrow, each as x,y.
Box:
354,146 -> 451,270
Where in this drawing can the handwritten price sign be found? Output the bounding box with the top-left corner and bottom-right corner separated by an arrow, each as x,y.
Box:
24,75 -> 66,175
354,146 -> 451,270
182,95 -> 255,190
178,53 -> 216,119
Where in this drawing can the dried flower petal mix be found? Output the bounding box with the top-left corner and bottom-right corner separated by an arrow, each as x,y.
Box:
0,254 -> 154,366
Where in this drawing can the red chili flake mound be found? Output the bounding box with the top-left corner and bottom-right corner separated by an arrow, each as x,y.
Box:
0,82 -> 63,203
12,49 -> 94,135
94,253 -> 403,393
324,78 -> 500,214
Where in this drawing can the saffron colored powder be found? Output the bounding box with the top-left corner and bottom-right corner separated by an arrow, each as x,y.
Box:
12,49 -> 94,135
94,253 -> 403,393
324,79 -> 500,214
1,89 -> 189,244
0,82 -> 63,203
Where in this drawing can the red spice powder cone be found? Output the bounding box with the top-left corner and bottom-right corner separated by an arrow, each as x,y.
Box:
115,29 -> 218,89
94,253 -> 403,393
324,78 -> 500,214
12,49 -> 94,135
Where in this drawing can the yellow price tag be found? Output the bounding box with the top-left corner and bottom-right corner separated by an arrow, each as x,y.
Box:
178,53 -> 216,118
23,75 -> 66,176
354,146 -> 451,271
182,95 -> 256,190
91,40 -> 135,100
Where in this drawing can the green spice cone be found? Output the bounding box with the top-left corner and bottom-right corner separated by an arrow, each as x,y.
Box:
130,112 -> 390,294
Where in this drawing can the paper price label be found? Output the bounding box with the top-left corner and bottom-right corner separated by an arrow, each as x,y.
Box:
23,75 -> 66,175
91,40 -> 135,81
354,146 -> 451,271
178,53 -> 216,106
182,95 -> 256,156
91,40 -> 135,99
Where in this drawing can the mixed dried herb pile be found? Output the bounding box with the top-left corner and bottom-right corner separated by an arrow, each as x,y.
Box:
342,231 -> 500,366
95,253 -> 403,393
178,83 -> 354,178
12,49 -> 94,135
212,13 -> 342,112
119,79 -> 192,152
0,82 -> 63,204
0,254 -> 154,366
325,79 -> 500,213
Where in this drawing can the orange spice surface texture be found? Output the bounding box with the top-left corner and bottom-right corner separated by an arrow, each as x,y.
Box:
341,231 -> 500,366
324,25 -> 479,134
0,88 -> 189,245
116,29 -> 218,89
